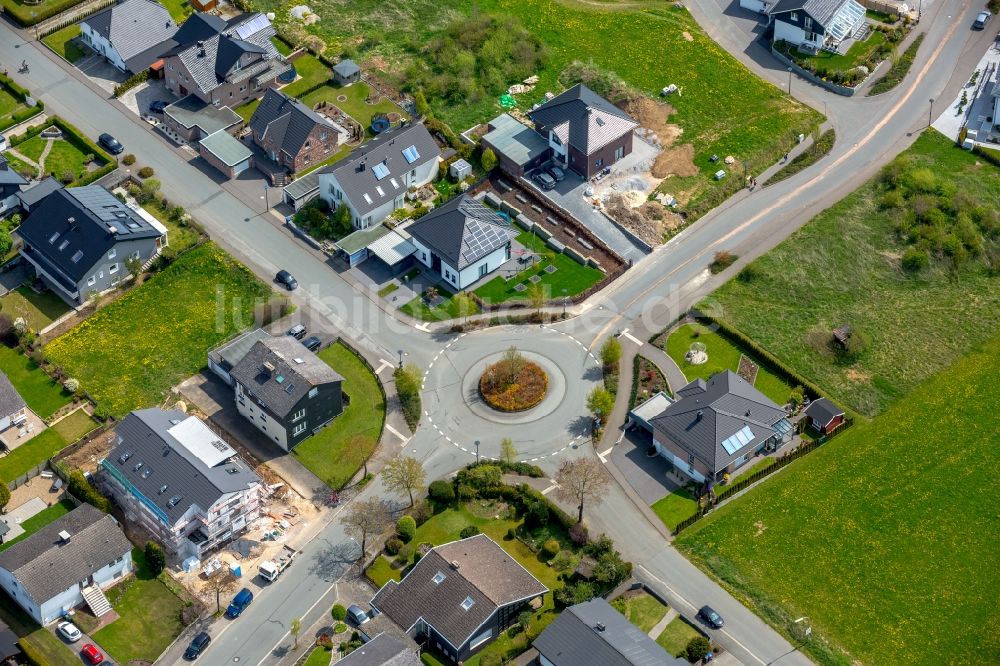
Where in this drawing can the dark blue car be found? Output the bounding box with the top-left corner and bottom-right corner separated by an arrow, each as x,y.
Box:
225,588 -> 253,619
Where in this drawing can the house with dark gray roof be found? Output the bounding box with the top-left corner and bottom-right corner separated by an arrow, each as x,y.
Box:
648,370 -> 793,484
80,0 -> 178,74
163,12 -> 290,107
0,155 -> 28,216
249,89 -> 348,178
318,122 -> 440,230
16,185 -> 165,305
0,503 -> 133,625
533,598 -> 684,666
101,408 -> 264,558
208,328 -> 274,386
527,83 -> 638,179
768,0 -> 867,52
370,534 -> 547,663
0,371 -> 27,434
14,176 -> 62,214
229,337 -> 344,451
407,194 -> 517,290
481,113 -> 550,178
339,633 -> 420,666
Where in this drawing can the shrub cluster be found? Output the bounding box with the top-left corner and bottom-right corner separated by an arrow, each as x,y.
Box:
293,200 -> 352,241
68,470 -> 111,512
394,364 -> 422,430
869,34 -> 925,95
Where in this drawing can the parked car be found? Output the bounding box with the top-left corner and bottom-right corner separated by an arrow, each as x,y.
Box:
346,604 -> 370,626
148,100 -> 168,114
301,336 -> 322,352
98,133 -> 124,155
81,644 -> 104,664
225,588 -> 254,619
183,631 -> 212,660
56,621 -> 82,643
533,171 -> 556,191
547,165 -> 566,182
0,134 -> 6,150
697,605 -> 725,629
287,323 -> 306,339
275,270 -> 298,290
973,11 -> 991,29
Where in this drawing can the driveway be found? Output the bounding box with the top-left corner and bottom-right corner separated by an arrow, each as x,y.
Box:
610,428 -> 686,505
0,261 -> 28,296
75,54 -> 125,95
50,616 -> 116,666
118,79 -> 173,120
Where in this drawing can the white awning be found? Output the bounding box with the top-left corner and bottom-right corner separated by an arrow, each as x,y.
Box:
367,229 -> 416,266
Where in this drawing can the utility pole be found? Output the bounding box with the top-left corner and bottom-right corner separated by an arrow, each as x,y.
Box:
474,440 -> 480,464
928,98 -> 935,127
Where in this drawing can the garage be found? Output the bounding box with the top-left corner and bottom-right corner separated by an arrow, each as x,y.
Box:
739,0 -> 771,14
199,130 -> 254,179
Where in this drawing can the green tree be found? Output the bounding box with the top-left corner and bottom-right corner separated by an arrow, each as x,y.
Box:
0,227 -> 12,258
528,283 -> 545,314
331,604 -> 347,621
138,178 -> 160,204
480,147 -> 498,172
383,456 -> 426,506
0,483 -> 10,512
600,336 -> 622,368
428,479 -> 455,504
686,636 -> 712,662
333,203 -> 352,235
413,89 -> 429,117
587,387 -> 614,423
396,515 -> 417,543
500,437 -> 517,464
290,617 -> 302,650
453,292 -> 476,323
145,541 -> 166,576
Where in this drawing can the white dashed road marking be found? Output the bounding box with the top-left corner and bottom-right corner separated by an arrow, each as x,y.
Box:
619,328 -> 642,346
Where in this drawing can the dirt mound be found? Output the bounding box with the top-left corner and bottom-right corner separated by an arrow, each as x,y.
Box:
624,97 -> 682,148
604,194 -> 670,246
652,143 -> 698,178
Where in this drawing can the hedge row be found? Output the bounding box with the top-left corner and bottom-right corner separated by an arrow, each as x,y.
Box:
766,129 -> 836,186
9,115 -> 117,186
2,0 -> 87,26
113,70 -> 149,97
868,33 -> 924,96
972,144 -> 1000,168
0,74 -> 44,132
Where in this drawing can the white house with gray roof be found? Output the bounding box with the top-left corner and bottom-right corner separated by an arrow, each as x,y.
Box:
101,408 -> 264,558
406,194 -> 517,290
0,503 -> 133,625
318,122 -> 440,229
81,0 -> 179,74
768,0 -> 867,52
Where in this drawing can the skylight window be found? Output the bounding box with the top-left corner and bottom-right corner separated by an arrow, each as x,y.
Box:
363,193 -> 373,204
71,250 -> 84,263
49,232 -> 60,244
461,596 -> 475,611
432,571 -> 446,584
390,178 -> 400,189
167,495 -> 182,508
58,240 -> 69,251
118,452 -> 132,464
376,186 -> 385,196
141,467 -> 153,479
402,145 -> 420,164
372,163 -> 390,180
721,425 -> 755,455
595,116 -> 606,127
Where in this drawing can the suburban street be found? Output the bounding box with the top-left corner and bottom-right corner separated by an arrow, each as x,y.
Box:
0,0 -> 991,662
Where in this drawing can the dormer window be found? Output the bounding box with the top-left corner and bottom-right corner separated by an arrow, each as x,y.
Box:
790,11 -> 798,20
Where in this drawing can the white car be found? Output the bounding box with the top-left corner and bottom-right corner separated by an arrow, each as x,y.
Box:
0,134 -> 6,150
57,621 -> 82,643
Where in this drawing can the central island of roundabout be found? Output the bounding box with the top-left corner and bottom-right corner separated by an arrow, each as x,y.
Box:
419,325 -> 603,463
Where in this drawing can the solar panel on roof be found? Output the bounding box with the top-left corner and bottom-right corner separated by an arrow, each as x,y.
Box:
233,13 -> 269,40
372,163 -> 390,180
402,145 -> 420,163
721,425 -> 755,455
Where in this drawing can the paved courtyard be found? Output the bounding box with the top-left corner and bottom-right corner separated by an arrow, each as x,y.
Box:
0,496 -> 47,542
611,428 -> 686,505
119,79 -> 174,119
75,53 -> 125,95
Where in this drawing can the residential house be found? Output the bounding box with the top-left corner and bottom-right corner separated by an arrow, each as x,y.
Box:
14,176 -> 62,215
339,633 -> 421,666
162,12 -> 291,108
0,372 -> 27,432
15,185 -> 165,305
0,503 -> 133,625
101,408 -> 264,558
649,370 -> 793,484
370,534 -> 548,662
207,328 -> 273,386
248,88 -> 348,178
332,59 -> 361,86
0,156 -> 27,217
80,0 -> 178,75
407,194 -> 517,290
768,0 -> 867,52
527,84 -> 638,179
533,598 -> 684,666
163,94 -> 243,142
229,337 -> 344,452
804,397 -> 845,435
0,618 -> 20,663
318,122 -> 440,230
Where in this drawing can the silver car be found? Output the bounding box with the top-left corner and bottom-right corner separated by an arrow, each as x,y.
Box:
533,171 -> 556,191
57,621 -> 82,643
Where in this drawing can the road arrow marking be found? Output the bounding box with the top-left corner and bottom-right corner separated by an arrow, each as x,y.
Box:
597,447 -> 613,463
375,359 -> 394,375
541,482 -> 559,495
619,328 -> 642,345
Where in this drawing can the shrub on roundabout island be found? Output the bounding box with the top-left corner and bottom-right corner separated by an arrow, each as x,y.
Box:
479,347 -> 548,412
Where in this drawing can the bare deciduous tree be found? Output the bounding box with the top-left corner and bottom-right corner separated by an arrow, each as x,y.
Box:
382,456 -> 426,506
206,569 -> 238,613
342,498 -> 391,560
554,458 -> 610,524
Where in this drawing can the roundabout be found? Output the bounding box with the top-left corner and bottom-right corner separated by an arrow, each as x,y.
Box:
420,325 -> 602,462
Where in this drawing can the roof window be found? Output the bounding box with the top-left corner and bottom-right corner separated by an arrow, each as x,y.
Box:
461,596 -> 475,611
432,571 -> 446,584
402,145 -> 420,163
71,250 -> 84,263
372,163 -> 390,180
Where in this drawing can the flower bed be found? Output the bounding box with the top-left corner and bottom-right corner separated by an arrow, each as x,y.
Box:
479,358 -> 547,412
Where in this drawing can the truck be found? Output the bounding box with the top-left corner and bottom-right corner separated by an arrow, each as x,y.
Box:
258,545 -> 298,582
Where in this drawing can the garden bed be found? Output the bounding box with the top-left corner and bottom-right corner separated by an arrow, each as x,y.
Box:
479,357 -> 547,412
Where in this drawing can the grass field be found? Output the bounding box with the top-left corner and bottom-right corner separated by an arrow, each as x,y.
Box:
93,548 -> 189,664
675,333 -> 1000,665
0,286 -> 70,332
0,345 -> 73,418
291,342 -> 384,489
281,54 -> 332,97
45,244 -> 272,417
0,499 -> 74,552
0,408 -> 98,482
299,81 -> 404,133
302,647 -> 332,666
650,487 -> 698,533
704,131 -> 1000,416
613,591 -> 668,633
656,616 -> 702,657
52,408 -> 99,441
664,323 -> 793,405
791,30 -> 885,72
16,136 -> 104,183
399,287 -> 480,321
1,0 -> 84,25
139,199 -> 204,252
41,24 -> 87,63
160,0 -> 192,22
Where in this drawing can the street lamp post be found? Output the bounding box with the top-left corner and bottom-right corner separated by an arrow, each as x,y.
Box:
787,67 -> 793,95
928,98 -> 935,127
397,349 -> 404,369
262,183 -> 269,214
474,440 -> 480,464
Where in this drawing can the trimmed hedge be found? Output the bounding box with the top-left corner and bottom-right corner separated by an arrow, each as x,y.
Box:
972,144 -> 1000,168
868,34 -> 924,96
2,0 -> 87,26
113,70 -> 149,97
0,74 -> 44,132
8,116 -> 117,187
766,129 -> 836,186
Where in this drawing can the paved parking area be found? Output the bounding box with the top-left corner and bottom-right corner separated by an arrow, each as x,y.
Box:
118,79 -> 173,119
75,54 -> 125,95
610,428 -> 686,505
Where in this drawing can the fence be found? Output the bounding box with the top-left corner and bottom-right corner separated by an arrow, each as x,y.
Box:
35,0 -> 115,37
857,0 -> 906,18
5,460 -> 53,490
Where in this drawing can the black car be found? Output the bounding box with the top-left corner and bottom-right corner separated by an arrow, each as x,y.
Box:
972,11 -> 991,29
287,324 -> 306,339
183,632 -> 211,660
547,165 -> 566,182
275,270 -> 298,290
148,100 -> 168,114
302,336 -> 322,351
98,133 -> 124,155
698,605 -> 725,629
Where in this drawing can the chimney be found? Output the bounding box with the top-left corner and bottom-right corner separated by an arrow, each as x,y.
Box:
198,48 -> 206,58
358,159 -> 366,172
58,530 -> 71,543
263,361 -> 275,373
450,560 -> 460,570
197,40 -> 204,48
696,410 -> 703,421
594,622 -> 605,632
67,216 -> 76,225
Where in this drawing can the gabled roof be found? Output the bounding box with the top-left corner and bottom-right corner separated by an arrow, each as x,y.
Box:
16,186 -> 162,284
215,35 -> 266,79
83,0 -> 178,71
249,88 -> 340,158
649,371 -> 789,473
804,397 -> 844,426
338,633 -> 420,666
208,328 -> 273,373
15,176 -> 62,208
528,84 -> 637,155
406,195 -> 517,270
0,371 -> 26,418
371,535 -> 547,651
105,408 -> 261,525
321,123 -> 440,217
229,337 -> 343,418
0,156 -> 28,187
171,11 -> 226,44
768,0 -> 850,25
533,598 -> 683,666
0,504 -> 132,604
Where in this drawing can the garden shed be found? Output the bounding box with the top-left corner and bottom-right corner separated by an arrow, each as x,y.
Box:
332,59 -> 361,86
449,158 -> 472,181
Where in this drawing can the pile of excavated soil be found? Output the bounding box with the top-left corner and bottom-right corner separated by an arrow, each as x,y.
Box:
653,143 -> 698,178
604,194 -> 665,246
624,97 -> 695,179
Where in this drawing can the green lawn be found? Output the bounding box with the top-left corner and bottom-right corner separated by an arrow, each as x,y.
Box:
399,287 -> 481,322
281,54 -> 332,97
613,591 -> 668,633
675,333 -> 1000,666
0,499 -> 75,552
704,131 -> 1000,417
271,35 -> 294,56
656,616 -> 702,658
93,548 -> 189,664
0,589 -> 79,666
0,410 -> 97,484
0,87 -> 18,118
298,82 -> 405,132
474,231 -> 604,304
0,0 -> 86,25
139,199 -> 204,252
664,323 -> 793,405
291,342 -> 384,488
41,24 -> 87,63
0,151 -> 37,179
51,408 -> 99,442
159,0 -> 192,22
0,285 -> 70,331
302,646 -> 332,666
45,243 -> 273,417
790,30 -> 886,72
650,487 -> 698,533
16,136 -> 98,183
0,345 -> 73,418
234,98 -> 261,122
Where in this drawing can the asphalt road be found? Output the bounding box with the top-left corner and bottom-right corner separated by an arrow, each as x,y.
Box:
0,1 -> 991,663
